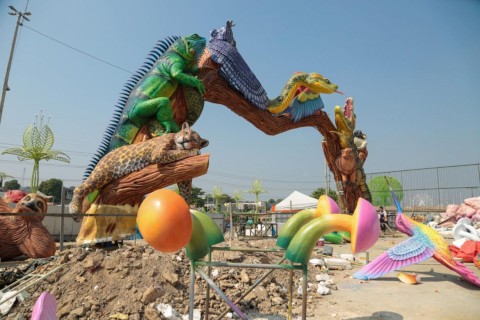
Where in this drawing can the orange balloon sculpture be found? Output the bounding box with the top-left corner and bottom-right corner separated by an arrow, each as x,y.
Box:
137,189 -> 192,253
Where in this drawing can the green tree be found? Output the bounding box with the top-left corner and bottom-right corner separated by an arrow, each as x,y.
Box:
2,112 -> 70,192
248,179 -> 267,218
4,179 -> 21,190
190,186 -> 206,208
38,178 -> 63,204
267,198 -> 276,210
212,186 -> 224,213
0,172 -> 13,188
311,187 -> 338,202
233,189 -> 244,211
367,176 -> 403,207
222,193 -> 233,204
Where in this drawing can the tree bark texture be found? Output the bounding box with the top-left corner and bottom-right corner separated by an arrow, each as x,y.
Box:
76,154 -> 209,243
81,154 -> 209,213
96,154 -> 209,206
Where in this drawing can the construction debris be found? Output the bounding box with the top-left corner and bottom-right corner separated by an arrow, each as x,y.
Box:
1,239 -> 342,319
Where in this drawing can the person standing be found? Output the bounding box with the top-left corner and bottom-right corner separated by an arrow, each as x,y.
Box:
378,206 -> 387,232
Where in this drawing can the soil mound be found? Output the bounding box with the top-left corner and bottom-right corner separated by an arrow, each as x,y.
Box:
2,238 -> 336,319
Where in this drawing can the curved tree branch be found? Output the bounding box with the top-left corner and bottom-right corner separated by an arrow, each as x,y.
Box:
199,57 -> 368,213
81,154 -> 209,213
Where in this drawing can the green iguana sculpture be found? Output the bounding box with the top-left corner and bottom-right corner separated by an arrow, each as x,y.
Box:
84,34 -> 206,180
117,34 -> 205,143
78,34 -> 206,213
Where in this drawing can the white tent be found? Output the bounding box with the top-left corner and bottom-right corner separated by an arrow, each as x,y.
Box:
274,191 -> 318,211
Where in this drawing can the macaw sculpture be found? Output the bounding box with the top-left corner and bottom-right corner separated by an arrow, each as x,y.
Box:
354,178 -> 480,287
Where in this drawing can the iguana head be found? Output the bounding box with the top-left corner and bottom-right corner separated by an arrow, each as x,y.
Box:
173,34 -> 206,62
302,73 -> 339,94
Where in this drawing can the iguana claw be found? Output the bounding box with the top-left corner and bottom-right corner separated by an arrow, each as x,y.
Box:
196,79 -> 205,95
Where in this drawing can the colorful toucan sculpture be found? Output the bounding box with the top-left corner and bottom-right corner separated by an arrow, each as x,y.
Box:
354,177 -> 480,287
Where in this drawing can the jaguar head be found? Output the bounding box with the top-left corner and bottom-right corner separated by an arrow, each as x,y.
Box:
175,122 -> 209,151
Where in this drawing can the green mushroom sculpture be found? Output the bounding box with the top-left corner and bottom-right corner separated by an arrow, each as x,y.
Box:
277,195 -> 380,264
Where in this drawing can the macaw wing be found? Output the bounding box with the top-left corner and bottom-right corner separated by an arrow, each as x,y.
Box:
208,39 -> 268,109
283,94 -> 325,122
353,237 -> 435,280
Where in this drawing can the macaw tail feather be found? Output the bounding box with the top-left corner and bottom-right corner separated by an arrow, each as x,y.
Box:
452,260 -> 480,287
434,253 -> 480,287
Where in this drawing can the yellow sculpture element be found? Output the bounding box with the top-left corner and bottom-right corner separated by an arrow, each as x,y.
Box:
76,204 -> 138,245
334,97 -> 356,149
267,72 -> 339,114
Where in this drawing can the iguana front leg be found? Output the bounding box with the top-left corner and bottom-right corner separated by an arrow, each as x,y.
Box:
128,60 -> 205,136
129,97 -> 179,135
170,61 -> 205,95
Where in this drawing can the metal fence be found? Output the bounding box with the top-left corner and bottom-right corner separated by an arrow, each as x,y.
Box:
366,163 -> 480,210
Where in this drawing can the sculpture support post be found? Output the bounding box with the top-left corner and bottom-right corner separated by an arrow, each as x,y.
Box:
335,180 -> 347,213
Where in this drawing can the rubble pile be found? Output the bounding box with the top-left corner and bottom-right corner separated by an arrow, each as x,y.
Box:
1,239 -> 340,319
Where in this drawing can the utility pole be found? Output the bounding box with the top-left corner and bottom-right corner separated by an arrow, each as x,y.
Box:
0,5 -> 31,124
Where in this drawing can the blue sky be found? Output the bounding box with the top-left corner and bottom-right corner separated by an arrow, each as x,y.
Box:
0,0 -> 479,201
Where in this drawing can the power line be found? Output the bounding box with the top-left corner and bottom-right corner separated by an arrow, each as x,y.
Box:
0,141 -> 326,183
0,157 -> 328,185
22,25 -> 133,75
0,13 -> 323,193
0,159 -> 85,169
207,171 -> 322,184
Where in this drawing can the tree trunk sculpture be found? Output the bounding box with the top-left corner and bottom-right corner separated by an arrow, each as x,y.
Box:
78,50 -> 368,245
81,154 -> 209,212
76,153 -> 209,244
199,57 -> 370,213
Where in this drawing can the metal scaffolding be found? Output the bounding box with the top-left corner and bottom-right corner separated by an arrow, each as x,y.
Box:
189,246 -> 309,320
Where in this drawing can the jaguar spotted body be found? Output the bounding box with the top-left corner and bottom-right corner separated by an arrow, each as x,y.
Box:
70,123 -> 208,214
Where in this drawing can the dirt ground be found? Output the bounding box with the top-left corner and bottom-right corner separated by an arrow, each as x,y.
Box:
307,234 -> 480,320
1,232 -> 480,320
